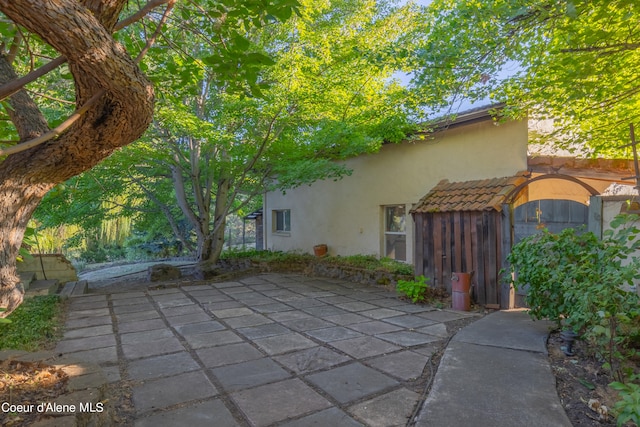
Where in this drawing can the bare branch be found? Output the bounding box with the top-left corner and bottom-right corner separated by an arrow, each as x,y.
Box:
0,56 -> 67,102
0,89 -> 104,157
134,0 -> 176,63
115,0 -> 171,31
560,42 -> 640,54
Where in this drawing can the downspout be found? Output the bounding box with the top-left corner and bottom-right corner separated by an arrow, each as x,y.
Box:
263,191 -> 268,251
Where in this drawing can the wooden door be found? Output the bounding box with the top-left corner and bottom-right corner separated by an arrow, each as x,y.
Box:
511,199 -> 589,307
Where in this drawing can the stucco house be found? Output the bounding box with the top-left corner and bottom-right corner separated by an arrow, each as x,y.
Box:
262,105 -> 639,307
263,106 -> 529,264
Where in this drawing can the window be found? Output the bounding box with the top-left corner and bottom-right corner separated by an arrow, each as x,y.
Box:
273,209 -> 291,233
384,205 -> 406,261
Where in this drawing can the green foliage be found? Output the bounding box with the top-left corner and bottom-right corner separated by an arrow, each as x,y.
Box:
35,0 -> 425,267
507,214 -> 640,375
610,374 -> 640,427
220,250 -> 413,275
396,275 -> 429,303
18,226 -> 38,262
506,227 -> 597,327
0,296 -> 64,351
0,308 -> 10,324
324,255 -> 413,275
417,0 -> 640,155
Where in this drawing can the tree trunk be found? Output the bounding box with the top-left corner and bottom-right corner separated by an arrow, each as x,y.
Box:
0,0 -> 154,316
205,177 -> 232,264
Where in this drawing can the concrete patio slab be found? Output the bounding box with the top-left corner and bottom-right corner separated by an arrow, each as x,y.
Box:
174,320 -> 226,335
252,332 -> 317,355
50,273 -> 569,427
415,340 -> 570,427
132,370 -> 218,414
211,357 -> 291,392
304,326 -> 363,342
127,352 -> 200,381
231,379 -> 332,427
348,388 -> 421,426
121,336 -> 184,360
329,336 -> 402,359
280,407 -> 364,427
377,330 -> 442,347
134,399 -> 240,427
184,330 -> 243,349
365,350 -> 429,381
452,309 -> 553,353
305,362 -> 399,404
274,346 -> 352,374
196,342 -> 263,367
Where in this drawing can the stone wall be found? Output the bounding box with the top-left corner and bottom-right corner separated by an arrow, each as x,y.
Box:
216,257 -> 412,289
17,254 -> 78,284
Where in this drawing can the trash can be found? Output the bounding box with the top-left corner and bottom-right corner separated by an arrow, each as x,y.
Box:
451,272 -> 471,311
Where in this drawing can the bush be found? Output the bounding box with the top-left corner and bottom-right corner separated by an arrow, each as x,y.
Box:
506,214 -> 640,376
396,275 -> 429,303
610,374 -> 640,427
220,250 -> 413,275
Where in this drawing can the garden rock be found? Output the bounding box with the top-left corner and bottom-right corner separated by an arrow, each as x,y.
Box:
147,264 -> 182,282
189,262 -> 221,280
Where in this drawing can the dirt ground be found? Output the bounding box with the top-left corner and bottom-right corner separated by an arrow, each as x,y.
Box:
547,330 -> 634,426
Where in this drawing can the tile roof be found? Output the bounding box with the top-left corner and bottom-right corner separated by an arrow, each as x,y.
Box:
411,173 -> 528,213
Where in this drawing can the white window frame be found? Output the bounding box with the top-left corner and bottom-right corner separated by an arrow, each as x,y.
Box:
383,205 -> 407,261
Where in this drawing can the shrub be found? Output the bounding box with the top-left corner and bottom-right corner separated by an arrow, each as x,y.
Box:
610,374 -> 640,427
506,214 -> 640,376
396,275 -> 429,303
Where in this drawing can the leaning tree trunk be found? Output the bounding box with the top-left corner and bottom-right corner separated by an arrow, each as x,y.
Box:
0,0 -> 154,316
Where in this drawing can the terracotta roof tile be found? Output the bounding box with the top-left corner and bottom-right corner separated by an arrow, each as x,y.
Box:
411,172 -> 528,213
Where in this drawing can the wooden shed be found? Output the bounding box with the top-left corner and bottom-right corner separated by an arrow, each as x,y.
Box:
411,173 -> 528,307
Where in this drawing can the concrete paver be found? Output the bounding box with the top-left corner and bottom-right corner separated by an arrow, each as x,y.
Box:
280,407 -> 363,427
230,378 -> 332,427
44,273 -> 569,427
132,370 -> 218,413
134,399 -> 240,427
306,362 -> 399,404
211,357 -> 291,392
349,388 -> 421,426
127,352 -> 200,381
328,336 -> 402,359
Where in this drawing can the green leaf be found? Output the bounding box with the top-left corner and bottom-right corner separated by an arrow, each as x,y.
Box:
579,378 -> 596,390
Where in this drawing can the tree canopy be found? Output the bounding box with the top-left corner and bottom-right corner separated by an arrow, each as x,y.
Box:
414,0 -> 640,156
35,0 -> 423,265
0,0 -> 300,315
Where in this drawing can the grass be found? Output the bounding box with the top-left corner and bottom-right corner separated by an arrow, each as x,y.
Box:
0,295 -> 65,351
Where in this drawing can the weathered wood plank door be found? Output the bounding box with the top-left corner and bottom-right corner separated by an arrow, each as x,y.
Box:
511,199 -> 589,307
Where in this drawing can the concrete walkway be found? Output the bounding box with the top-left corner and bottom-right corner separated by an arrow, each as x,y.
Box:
414,310 -> 572,427
48,273 -> 569,426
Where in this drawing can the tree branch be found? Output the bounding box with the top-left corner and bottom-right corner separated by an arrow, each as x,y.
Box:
560,43 -> 640,54
0,90 -> 104,157
134,0 -> 176,63
115,0 -> 171,31
0,56 -> 67,102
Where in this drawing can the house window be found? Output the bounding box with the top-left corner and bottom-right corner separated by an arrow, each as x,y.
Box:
384,205 -> 406,261
273,209 -> 291,233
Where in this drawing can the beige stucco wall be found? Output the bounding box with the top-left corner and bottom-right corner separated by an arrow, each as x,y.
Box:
264,118 -> 529,263
601,196 -> 640,295
527,174 -> 612,204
